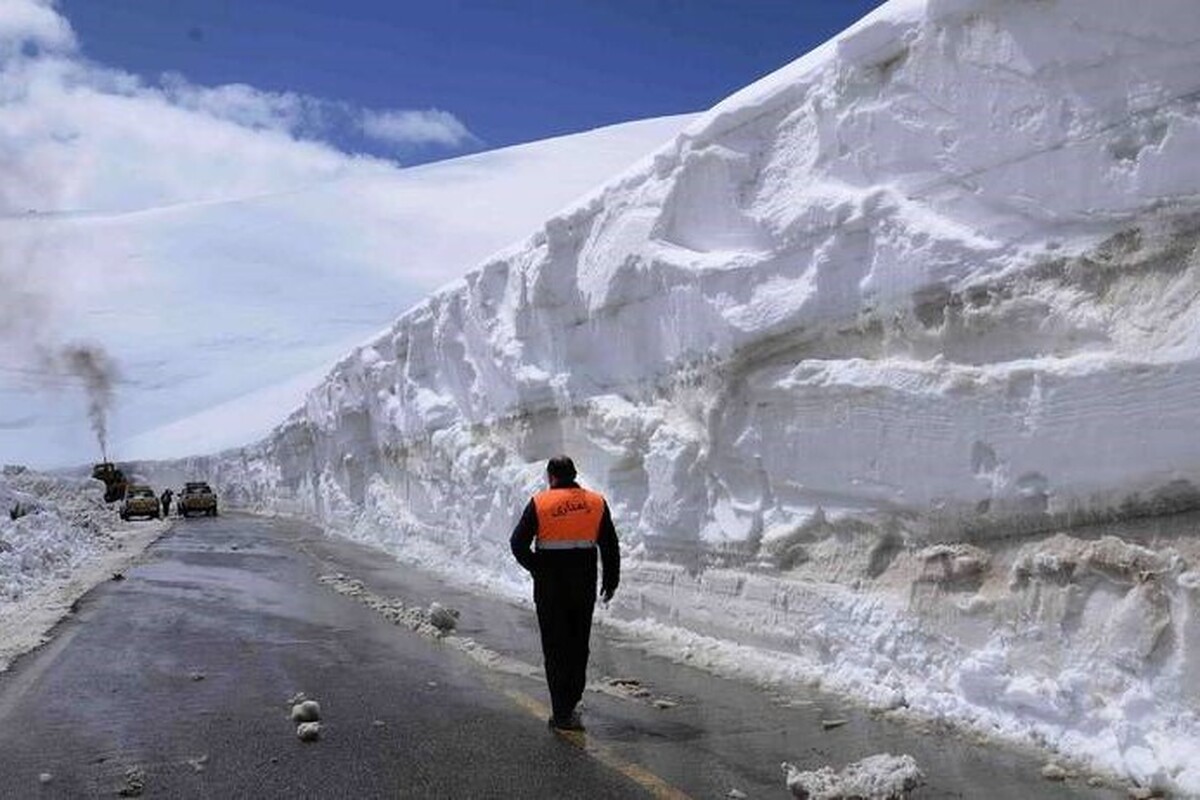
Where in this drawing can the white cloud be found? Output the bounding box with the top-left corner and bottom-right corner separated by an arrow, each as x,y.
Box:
0,7 -> 388,216
361,108 -> 476,148
0,0 -> 74,57
0,1 -> 478,218
158,73 -> 329,136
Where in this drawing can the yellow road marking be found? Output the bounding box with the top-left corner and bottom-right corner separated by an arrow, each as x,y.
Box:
502,688 -> 694,800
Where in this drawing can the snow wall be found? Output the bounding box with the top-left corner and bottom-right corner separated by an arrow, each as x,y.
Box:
157,0 -> 1200,792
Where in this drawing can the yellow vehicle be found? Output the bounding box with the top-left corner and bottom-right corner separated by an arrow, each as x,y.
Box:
178,482 -> 218,517
120,485 -> 160,521
92,462 -> 128,503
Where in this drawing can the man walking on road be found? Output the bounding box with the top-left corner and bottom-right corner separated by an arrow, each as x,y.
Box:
510,455 -> 620,731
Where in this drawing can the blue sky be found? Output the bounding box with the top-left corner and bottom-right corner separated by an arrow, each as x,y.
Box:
59,0 -> 884,164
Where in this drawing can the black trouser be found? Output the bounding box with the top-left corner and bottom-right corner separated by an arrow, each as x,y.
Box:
533,551 -> 597,722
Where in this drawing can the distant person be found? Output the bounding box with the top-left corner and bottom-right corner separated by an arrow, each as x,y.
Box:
510,455 -> 619,731
160,488 -> 173,518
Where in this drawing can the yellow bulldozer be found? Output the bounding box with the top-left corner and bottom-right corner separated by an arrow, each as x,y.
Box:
91,462 -> 129,504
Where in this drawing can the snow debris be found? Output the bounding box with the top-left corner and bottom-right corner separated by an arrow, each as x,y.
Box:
603,677 -> 652,700
727,790 -> 747,799
117,766 -> 146,797
296,722 -> 321,743
38,773 -> 52,784
783,754 -> 923,799
316,572 -> 538,680
1128,788 -> 1161,800
318,574 -> 449,638
1041,762 -> 1069,782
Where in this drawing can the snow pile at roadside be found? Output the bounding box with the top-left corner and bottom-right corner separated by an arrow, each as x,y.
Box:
171,0 -> 1200,792
0,466 -> 169,670
0,467 -> 115,602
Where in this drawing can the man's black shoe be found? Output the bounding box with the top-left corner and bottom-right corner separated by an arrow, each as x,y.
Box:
548,713 -> 585,732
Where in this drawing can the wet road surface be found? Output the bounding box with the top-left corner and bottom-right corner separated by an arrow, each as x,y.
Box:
0,514 -> 1126,798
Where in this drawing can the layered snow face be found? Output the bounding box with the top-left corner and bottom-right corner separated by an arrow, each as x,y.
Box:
182,0 -> 1200,792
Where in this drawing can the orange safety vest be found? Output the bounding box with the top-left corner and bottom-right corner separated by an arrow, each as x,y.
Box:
533,487 -> 606,550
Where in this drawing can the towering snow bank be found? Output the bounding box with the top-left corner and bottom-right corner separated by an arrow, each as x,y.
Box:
188,0 -> 1200,792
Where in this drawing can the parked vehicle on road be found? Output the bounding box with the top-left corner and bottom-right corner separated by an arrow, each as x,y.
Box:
178,482 -> 218,517
120,485 -> 160,521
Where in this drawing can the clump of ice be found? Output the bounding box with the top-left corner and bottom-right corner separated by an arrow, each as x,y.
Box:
783,753 -> 923,799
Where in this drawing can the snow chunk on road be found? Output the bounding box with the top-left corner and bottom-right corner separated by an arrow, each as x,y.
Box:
290,700 -> 321,723
428,601 -> 459,633
783,754 -> 924,799
296,722 -> 321,742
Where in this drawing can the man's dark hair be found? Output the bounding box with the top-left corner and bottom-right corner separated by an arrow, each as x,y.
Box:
546,455 -> 577,483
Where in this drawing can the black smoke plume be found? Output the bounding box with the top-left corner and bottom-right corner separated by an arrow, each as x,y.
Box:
57,344 -> 119,461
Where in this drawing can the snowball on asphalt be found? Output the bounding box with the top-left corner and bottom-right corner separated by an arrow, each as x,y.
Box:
296,722 -> 321,742
290,700 -> 321,723
784,754 -> 923,799
428,602 -> 459,633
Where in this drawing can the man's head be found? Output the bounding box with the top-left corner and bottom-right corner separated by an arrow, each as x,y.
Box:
546,455 -> 577,488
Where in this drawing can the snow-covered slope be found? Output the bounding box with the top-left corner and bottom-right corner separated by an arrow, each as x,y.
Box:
0,115 -> 695,467
180,0 -> 1200,792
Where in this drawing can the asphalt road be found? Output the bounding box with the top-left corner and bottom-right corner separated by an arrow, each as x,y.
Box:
0,514 -> 1126,799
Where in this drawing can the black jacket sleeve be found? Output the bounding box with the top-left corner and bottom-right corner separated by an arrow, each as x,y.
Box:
509,499 -> 539,574
597,501 -> 620,595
